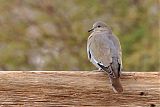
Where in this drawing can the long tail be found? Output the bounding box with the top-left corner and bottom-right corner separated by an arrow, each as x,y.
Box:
98,64 -> 123,93
97,59 -> 123,93
109,77 -> 123,93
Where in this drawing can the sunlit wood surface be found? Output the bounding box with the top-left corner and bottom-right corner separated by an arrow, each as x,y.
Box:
0,71 -> 159,107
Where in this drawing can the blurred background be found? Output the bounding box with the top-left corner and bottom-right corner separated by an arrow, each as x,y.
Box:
0,0 -> 159,71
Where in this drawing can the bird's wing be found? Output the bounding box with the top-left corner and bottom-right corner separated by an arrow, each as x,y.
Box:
89,32 -> 112,65
108,34 -> 122,69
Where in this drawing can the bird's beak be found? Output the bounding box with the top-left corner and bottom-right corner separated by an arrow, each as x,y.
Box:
88,28 -> 94,32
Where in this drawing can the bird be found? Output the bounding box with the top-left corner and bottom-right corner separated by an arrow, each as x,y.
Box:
87,21 -> 123,93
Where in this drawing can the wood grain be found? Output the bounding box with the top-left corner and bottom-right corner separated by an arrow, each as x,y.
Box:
0,71 -> 159,107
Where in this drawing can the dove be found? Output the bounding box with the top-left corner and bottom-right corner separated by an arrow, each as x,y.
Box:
87,21 -> 123,93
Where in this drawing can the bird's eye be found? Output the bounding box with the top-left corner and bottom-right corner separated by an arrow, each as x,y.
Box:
97,25 -> 101,28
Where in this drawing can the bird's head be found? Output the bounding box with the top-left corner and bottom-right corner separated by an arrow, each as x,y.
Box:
88,21 -> 111,33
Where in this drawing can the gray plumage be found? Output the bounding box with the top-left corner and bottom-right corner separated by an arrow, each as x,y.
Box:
87,21 -> 123,93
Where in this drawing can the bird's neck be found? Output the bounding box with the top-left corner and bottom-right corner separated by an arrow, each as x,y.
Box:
94,29 -> 112,34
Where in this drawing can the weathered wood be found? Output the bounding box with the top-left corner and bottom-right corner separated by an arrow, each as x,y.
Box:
0,71 -> 159,107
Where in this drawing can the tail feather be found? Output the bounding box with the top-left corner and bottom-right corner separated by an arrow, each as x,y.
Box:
97,58 -> 123,93
109,77 -> 123,93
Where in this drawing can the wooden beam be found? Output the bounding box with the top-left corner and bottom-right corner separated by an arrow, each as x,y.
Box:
0,71 -> 159,107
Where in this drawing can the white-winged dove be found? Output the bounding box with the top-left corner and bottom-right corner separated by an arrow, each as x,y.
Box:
87,21 -> 123,93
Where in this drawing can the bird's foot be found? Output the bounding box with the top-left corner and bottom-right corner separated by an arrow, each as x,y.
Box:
98,68 -> 104,72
